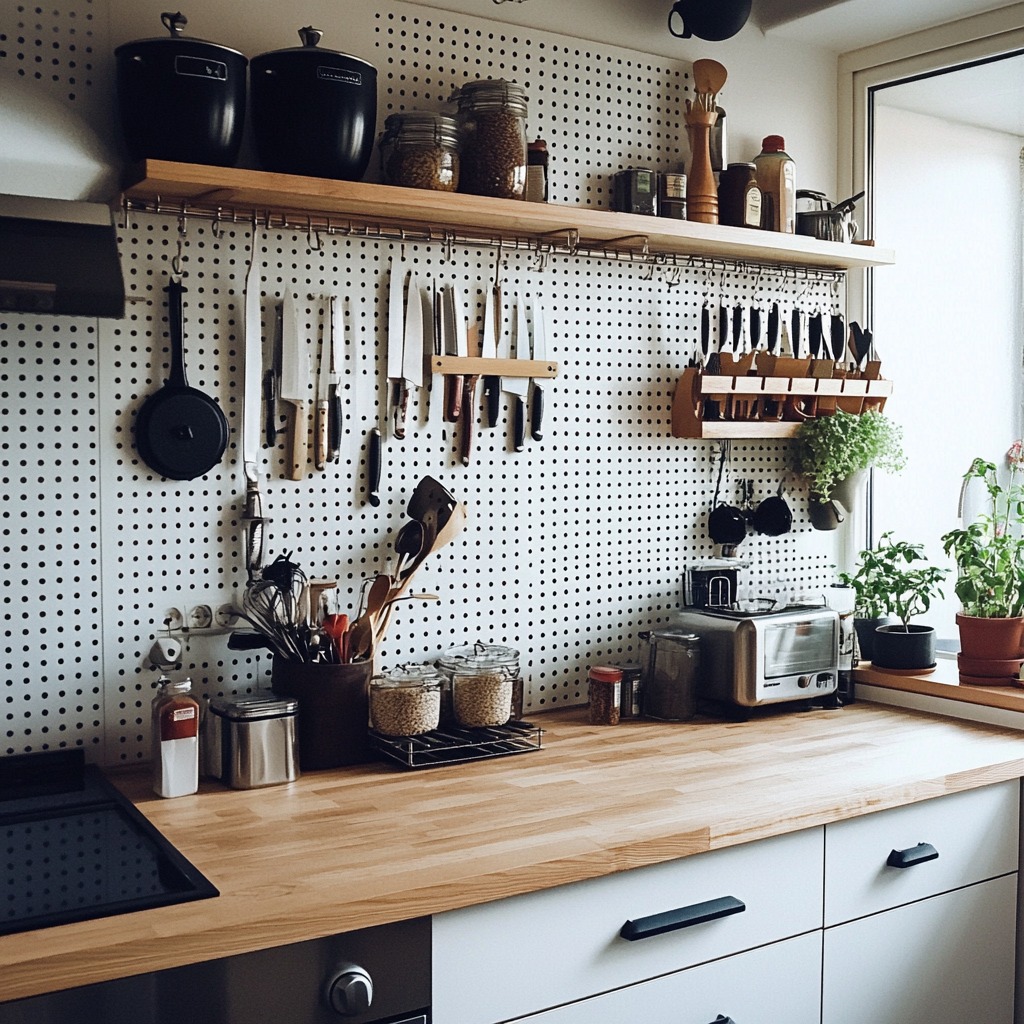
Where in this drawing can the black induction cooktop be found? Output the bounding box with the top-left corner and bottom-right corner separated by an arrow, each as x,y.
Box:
0,749 -> 218,936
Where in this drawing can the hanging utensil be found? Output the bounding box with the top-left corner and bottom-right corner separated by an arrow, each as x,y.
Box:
135,277 -> 229,481
279,292 -> 311,480
766,302 -> 780,354
398,271 -> 424,439
809,311 -> 823,359
731,302 -> 744,351
386,256 -> 406,440
507,292 -> 531,451
313,300 -> 331,470
460,321 -> 482,465
327,293 -> 343,464
482,275 -> 501,429
790,306 -> 802,359
530,294 -> 550,442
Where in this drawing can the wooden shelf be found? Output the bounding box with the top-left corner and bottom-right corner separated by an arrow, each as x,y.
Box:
671,366 -> 893,439
122,160 -> 895,272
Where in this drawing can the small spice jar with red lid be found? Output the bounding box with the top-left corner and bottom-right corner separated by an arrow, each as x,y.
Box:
588,665 -> 622,725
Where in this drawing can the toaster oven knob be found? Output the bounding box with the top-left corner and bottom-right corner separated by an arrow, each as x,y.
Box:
797,674 -> 811,689
326,963 -> 373,1016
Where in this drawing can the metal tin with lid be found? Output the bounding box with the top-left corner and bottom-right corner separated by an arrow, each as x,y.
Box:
370,665 -> 443,737
203,694 -> 299,788
379,111 -> 460,192
640,630 -> 701,721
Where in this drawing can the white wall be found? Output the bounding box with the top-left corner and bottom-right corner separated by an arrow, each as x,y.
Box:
871,103 -> 1024,640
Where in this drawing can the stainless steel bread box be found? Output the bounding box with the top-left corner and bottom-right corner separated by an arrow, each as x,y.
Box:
676,605 -> 839,707
203,694 -> 299,788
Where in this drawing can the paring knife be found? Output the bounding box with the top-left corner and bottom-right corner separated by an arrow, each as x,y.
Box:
327,293 -> 343,464
313,300 -> 331,470
387,257 -> 406,440
397,271 -> 424,439
507,292 -> 531,451
280,292 -> 311,481
481,284 -> 501,428
530,294 -> 549,442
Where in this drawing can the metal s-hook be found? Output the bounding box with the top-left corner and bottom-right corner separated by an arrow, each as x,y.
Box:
307,215 -> 323,253
172,212 -> 187,279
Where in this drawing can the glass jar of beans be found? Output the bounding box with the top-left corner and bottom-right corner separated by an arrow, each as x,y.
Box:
379,110 -> 461,192
450,78 -> 528,199
437,643 -> 522,727
369,666 -> 443,737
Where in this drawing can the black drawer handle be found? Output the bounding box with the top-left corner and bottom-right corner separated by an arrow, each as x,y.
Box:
708,1017 -> 737,1024
886,842 -> 939,869
620,895 -> 745,941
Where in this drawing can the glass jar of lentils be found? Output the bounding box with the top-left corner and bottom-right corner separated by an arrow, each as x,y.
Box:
450,79 -> 528,200
369,665 -> 443,737
437,643 -> 522,727
379,110 -> 460,192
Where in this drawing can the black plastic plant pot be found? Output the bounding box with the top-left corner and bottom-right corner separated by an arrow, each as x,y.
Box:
871,624 -> 936,671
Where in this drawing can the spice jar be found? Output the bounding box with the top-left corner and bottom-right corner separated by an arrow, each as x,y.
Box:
451,79 -> 528,199
379,110 -> 460,192
612,662 -> 643,718
718,162 -> 762,228
438,643 -> 521,727
588,666 -> 622,725
152,675 -> 199,798
369,666 -> 443,736
612,168 -> 658,215
658,172 -> 687,220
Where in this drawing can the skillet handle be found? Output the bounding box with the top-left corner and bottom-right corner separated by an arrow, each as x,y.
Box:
165,278 -> 189,389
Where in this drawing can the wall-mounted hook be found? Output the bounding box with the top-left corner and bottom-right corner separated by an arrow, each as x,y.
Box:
172,212 -> 187,278
211,207 -> 223,239
307,215 -> 323,253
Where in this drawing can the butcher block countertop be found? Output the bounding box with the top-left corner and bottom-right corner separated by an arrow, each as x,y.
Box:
5,701 -> 1024,1003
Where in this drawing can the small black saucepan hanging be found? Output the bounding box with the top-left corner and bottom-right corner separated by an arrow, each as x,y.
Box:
707,442 -> 746,550
135,278 -> 229,480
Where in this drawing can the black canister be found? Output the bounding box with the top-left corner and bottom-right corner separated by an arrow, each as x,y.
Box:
250,27 -> 377,180
718,162 -> 762,228
114,11 -> 248,166
640,630 -> 701,721
612,168 -> 659,215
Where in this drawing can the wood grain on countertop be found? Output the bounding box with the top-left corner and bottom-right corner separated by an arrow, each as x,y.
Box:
3,702 -> 1024,1002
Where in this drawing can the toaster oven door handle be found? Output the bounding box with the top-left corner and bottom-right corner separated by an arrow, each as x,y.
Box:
619,895 -> 746,941
886,842 -> 939,869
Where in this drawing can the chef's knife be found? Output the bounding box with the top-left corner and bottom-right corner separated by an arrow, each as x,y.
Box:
280,292 -> 311,481
313,302 -> 331,470
830,312 -> 846,363
446,284 -> 468,422
397,272 -> 424,438
732,302 -> 743,351
460,324 -> 481,465
242,227 -> 267,578
700,303 -> 711,366
719,303 -> 730,352
507,292 -> 531,451
749,305 -> 762,350
791,307 -> 802,359
766,302 -> 780,354
809,312 -> 823,359
265,303 -> 282,448
481,284 -> 501,428
530,294 -> 549,442
387,257 -> 406,440
327,293 -> 343,463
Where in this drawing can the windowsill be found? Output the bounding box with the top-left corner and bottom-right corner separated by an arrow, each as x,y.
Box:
855,659 -> 1024,713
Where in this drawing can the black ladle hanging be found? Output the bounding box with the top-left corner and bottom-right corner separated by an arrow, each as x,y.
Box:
134,278 -> 229,480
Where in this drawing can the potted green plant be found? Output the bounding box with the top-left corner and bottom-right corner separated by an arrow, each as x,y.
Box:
837,547 -> 896,664
940,446 -> 1024,683
842,532 -> 947,670
790,410 -> 906,530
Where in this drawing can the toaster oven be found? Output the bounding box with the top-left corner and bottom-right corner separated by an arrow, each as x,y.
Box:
676,605 -> 839,707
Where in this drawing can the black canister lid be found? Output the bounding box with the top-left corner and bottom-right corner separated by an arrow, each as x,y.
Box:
115,11 -> 246,59
252,25 -> 376,73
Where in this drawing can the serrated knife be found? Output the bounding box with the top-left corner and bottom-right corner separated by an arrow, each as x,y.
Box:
280,292 -> 310,481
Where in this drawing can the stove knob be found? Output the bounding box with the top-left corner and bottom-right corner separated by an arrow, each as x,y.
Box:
326,963 -> 373,1016
797,675 -> 811,688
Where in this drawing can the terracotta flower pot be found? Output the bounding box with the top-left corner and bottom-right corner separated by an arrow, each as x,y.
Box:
955,613 -> 1024,660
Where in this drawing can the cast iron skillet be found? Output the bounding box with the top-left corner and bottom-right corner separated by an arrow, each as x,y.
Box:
135,278 -> 229,480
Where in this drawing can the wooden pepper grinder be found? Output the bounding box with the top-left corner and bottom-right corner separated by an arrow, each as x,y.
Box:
686,59 -> 728,225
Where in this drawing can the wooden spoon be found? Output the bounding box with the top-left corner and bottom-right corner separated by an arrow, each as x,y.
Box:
692,58 -> 728,107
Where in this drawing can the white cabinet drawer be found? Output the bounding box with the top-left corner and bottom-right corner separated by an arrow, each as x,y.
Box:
514,930 -> 823,1024
822,872 -> 1018,1024
433,827 -> 823,1024
823,780 -> 1019,926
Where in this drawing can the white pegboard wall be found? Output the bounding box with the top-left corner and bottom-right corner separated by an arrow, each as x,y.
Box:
2,0 -> 845,766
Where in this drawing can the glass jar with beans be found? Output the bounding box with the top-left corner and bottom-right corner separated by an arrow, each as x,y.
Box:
437,643 -> 522,727
369,665 -> 443,737
450,78 -> 528,200
379,110 -> 460,192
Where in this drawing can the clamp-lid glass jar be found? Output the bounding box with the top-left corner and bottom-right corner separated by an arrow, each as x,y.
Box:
437,643 -> 521,727
379,110 -> 460,192
451,79 -> 528,200
369,665 -> 443,737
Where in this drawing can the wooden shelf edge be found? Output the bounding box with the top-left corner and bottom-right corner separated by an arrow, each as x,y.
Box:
122,160 -> 896,272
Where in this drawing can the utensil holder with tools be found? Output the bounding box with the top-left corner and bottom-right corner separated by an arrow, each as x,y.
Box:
271,658 -> 373,770
671,360 -> 891,439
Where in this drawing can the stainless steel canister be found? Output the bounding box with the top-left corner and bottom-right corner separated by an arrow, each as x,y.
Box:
203,694 -> 299,788
640,630 -> 701,721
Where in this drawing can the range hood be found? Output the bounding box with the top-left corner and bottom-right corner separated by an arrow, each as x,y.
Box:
0,194 -> 125,318
0,71 -> 126,319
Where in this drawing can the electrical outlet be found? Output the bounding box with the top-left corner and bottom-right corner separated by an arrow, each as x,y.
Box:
215,603 -> 240,628
162,607 -> 184,632
187,604 -> 213,630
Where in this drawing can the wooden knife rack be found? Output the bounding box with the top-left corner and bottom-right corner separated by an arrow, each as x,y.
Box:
432,356 -> 558,378
671,356 -> 892,439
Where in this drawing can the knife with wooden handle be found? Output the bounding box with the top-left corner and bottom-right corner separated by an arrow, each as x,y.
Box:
460,324 -> 481,465
482,284 -> 501,428
313,300 -> 330,470
507,293 -> 531,451
279,292 -> 310,480
529,295 -> 549,442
